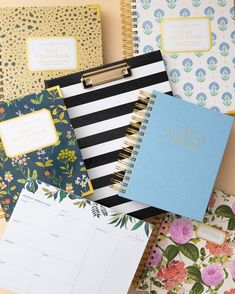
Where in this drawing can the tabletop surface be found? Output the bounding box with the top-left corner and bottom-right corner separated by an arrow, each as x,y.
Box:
0,1 -> 234,293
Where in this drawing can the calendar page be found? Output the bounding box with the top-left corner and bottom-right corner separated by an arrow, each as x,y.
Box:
0,181 -> 152,294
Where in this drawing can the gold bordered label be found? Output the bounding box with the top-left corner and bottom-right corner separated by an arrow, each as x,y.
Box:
161,17 -> 212,53
196,224 -> 226,245
26,37 -> 78,72
0,109 -> 59,158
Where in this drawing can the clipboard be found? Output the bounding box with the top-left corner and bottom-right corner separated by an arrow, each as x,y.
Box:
45,51 -> 172,219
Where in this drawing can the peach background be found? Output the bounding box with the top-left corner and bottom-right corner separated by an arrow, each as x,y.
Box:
0,1 -> 234,294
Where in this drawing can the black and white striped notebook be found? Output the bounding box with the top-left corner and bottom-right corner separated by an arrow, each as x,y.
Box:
45,51 -> 172,219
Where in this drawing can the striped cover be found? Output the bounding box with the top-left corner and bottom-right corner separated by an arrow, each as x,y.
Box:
45,51 -> 172,219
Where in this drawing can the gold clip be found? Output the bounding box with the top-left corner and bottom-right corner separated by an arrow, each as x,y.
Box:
81,63 -> 132,88
227,111 -> 235,117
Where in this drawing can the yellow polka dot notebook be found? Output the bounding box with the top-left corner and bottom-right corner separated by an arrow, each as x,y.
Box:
0,6 -> 103,101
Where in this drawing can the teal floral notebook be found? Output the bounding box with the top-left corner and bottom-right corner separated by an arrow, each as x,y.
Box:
137,190 -> 235,294
0,86 -> 93,220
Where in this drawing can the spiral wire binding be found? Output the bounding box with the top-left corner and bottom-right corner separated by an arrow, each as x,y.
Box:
120,0 -> 139,59
132,213 -> 167,288
110,90 -> 156,194
0,42 -> 3,101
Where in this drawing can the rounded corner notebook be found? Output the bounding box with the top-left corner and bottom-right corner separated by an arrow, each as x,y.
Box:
111,91 -> 233,221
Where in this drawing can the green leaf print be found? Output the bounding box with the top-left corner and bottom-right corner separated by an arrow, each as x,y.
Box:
25,178 -> 38,193
32,170 -> 38,180
178,243 -> 199,262
17,179 -> 27,184
215,205 -> 234,218
132,220 -> 144,231
228,218 -> 235,230
187,265 -> 202,282
163,245 -> 179,262
189,282 -> 204,294
58,190 -> 68,203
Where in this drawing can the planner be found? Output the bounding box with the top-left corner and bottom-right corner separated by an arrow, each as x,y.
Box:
121,0 -> 235,112
0,5 -> 103,101
0,180 -> 153,294
0,86 -> 92,221
136,189 -> 235,293
45,51 -> 172,219
111,91 -> 233,221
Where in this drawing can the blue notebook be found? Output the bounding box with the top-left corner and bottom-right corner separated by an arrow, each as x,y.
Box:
111,91 -> 233,221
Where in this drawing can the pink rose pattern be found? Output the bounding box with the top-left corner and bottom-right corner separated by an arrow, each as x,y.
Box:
201,264 -> 224,286
230,259 -> 235,280
169,218 -> 194,244
137,190 -> 235,293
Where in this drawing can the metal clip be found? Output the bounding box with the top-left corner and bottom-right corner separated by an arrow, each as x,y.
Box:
81,63 -> 132,88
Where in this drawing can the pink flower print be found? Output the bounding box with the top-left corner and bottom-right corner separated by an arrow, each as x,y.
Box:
157,261 -> 187,290
232,201 -> 235,214
201,264 -> 224,286
225,289 -> 235,294
205,240 -> 233,256
209,194 -> 216,208
230,259 -> 235,279
169,218 -> 194,244
146,247 -> 162,267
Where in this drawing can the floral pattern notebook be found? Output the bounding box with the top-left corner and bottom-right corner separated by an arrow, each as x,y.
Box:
0,86 -> 93,221
137,190 -> 235,294
124,0 -> 235,112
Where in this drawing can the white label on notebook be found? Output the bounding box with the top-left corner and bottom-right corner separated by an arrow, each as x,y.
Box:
196,224 -> 226,245
27,37 -> 78,71
161,17 -> 212,53
0,109 -> 58,158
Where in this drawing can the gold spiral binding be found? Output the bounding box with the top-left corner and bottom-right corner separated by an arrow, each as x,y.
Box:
110,90 -> 156,193
132,213 -> 167,288
0,42 -> 3,101
120,0 -> 139,59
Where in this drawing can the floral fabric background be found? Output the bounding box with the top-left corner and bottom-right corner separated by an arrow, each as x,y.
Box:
137,190 -> 235,293
134,0 -> 235,112
0,87 -> 92,221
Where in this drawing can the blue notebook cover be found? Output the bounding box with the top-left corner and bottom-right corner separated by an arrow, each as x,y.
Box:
116,91 -> 233,221
0,86 -> 93,220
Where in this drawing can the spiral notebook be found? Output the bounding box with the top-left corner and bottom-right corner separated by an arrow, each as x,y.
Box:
136,189 -> 235,293
0,5 -> 103,101
45,51 -> 172,219
111,91 -> 233,221
120,0 -> 235,112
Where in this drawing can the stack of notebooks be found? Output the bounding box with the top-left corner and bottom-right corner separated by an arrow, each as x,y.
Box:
0,2 -> 234,294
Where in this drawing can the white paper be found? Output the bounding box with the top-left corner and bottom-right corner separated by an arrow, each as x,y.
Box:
0,181 -> 151,294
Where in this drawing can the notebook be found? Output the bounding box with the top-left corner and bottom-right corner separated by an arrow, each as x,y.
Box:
0,5 -> 103,101
136,189 -> 235,293
111,91 -> 233,221
121,0 -> 235,112
0,180 -> 153,294
0,86 -> 93,221
45,51 -> 172,220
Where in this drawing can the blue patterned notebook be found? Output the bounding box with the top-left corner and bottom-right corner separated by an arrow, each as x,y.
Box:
111,91 -> 233,221
0,86 -> 93,220
121,0 -> 235,112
